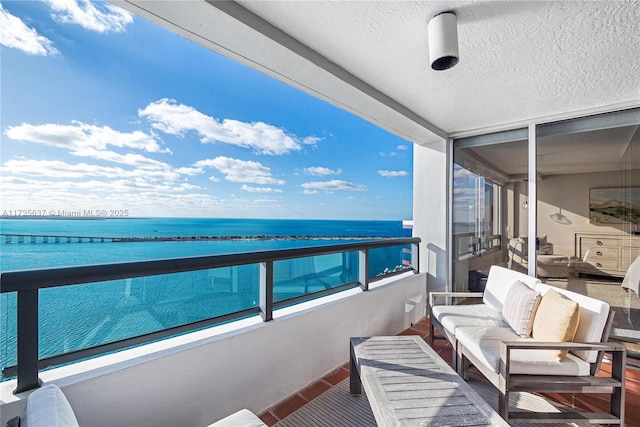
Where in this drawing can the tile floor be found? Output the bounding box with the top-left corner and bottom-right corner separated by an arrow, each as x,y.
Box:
257,316 -> 640,426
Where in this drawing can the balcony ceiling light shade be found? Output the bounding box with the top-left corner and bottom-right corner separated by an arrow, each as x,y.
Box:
428,11 -> 459,71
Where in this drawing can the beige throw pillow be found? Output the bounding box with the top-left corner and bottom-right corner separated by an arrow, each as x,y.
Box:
532,289 -> 580,361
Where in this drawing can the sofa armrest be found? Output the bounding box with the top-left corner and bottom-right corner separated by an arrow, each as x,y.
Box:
429,291 -> 483,308
499,341 -> 626,380
500,341 -> 625,352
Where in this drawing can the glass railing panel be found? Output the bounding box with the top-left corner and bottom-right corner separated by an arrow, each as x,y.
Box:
273,252 -> 357,303
1,292 -> 17,371
369,244 -> 414,279
36,265 -> 260,360
1,238 -> 420,385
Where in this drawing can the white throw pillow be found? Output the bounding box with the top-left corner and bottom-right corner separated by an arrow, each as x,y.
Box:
501,280 -> 541,337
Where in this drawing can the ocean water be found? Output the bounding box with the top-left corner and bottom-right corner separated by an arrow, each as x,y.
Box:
0,218 -> 408,270
0,218 -> 410,374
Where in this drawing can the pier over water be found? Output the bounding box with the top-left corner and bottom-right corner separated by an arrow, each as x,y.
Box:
1,234 -> 391,244
2,234 -> 116,244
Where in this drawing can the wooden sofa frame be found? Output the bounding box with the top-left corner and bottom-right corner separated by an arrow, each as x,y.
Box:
429,291 -> 626,424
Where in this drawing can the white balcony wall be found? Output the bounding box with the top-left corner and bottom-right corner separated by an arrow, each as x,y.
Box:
0,272 -> 426,427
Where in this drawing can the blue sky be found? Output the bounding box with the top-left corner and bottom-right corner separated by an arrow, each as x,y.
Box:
0,0 -> 413,220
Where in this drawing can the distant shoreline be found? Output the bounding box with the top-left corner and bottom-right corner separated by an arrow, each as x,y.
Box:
110,235 -> 396,242
0,216 -> 402,222
1,234 -> 396,243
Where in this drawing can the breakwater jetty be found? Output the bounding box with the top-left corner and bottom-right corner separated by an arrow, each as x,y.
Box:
1,233 -> 391,244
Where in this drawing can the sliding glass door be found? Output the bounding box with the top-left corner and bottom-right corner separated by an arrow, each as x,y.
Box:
535,110 -> 640,352
450,107 -> 640,360
451,142 -> 513,292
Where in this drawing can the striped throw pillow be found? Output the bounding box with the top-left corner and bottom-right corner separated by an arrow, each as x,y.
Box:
502,280 -> 542,337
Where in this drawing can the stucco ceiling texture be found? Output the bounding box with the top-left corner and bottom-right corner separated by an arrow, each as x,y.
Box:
239,0 -> 640,135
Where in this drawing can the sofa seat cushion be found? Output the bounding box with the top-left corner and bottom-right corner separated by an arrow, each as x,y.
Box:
431,304 -> 505,335
456,326 -> 591,376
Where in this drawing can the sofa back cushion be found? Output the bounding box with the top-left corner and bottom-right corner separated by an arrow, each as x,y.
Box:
483,265 -> 541,312
535,283 -> 611,363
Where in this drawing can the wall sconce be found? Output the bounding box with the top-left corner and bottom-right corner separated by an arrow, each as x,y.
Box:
428,11 -> 459,70
521,200 -> 528,209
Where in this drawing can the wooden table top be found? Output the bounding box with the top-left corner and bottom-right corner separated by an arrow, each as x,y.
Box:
350,335 -> 509,426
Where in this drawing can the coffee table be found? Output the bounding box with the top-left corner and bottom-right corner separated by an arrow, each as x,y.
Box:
350,335 -> 509,426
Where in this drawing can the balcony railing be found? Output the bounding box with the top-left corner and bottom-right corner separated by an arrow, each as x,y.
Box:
454,232 -> 502,260
0,237 -> 420,393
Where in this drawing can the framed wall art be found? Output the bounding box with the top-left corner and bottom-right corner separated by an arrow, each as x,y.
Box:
589,187 -> 640,224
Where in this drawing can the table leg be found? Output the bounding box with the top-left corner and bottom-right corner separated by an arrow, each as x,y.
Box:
350,342 -> 361,395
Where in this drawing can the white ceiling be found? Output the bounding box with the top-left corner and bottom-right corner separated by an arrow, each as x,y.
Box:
114,1 -> 639,150
467,125 -> 639,178
237,1 -> 640,134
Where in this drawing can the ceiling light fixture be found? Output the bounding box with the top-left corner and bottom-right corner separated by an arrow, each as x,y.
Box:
428,11 -> 459,71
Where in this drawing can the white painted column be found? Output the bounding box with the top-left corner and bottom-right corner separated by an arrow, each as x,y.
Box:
413,138 -> 449,293
528,123 -> 537,277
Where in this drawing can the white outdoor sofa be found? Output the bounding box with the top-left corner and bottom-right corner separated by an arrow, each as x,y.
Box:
429,265 -> 626,424
6,383 -> 266,427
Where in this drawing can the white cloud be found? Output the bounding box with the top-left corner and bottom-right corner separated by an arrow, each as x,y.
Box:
0,176 -> 200,194
301,180 -> 366,193
75,148 -> 170,169
1,158 -> 181,181
241,185 -> 283,193
1,175 -> 219,217
454,166 -> 475,178
139,98 -> 318,155
0,4 -> 59,55
5,121 -> 170,168
175,166 -> 204,176
6,121 -> 167,152
378,170 -> 409,178
304,166 -> 341,176
301,136 -> 322,146
453,187 -> 477,196
397,145 -> 408,151
45,0 -> 133,33
194,156 -> 285,185
2,159 -> 124,178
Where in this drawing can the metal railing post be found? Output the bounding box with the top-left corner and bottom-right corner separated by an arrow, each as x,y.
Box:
15,289 -> 42,393
412,242 -> 420,272
260,261 -> 274,321
358,250 -> 369,290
